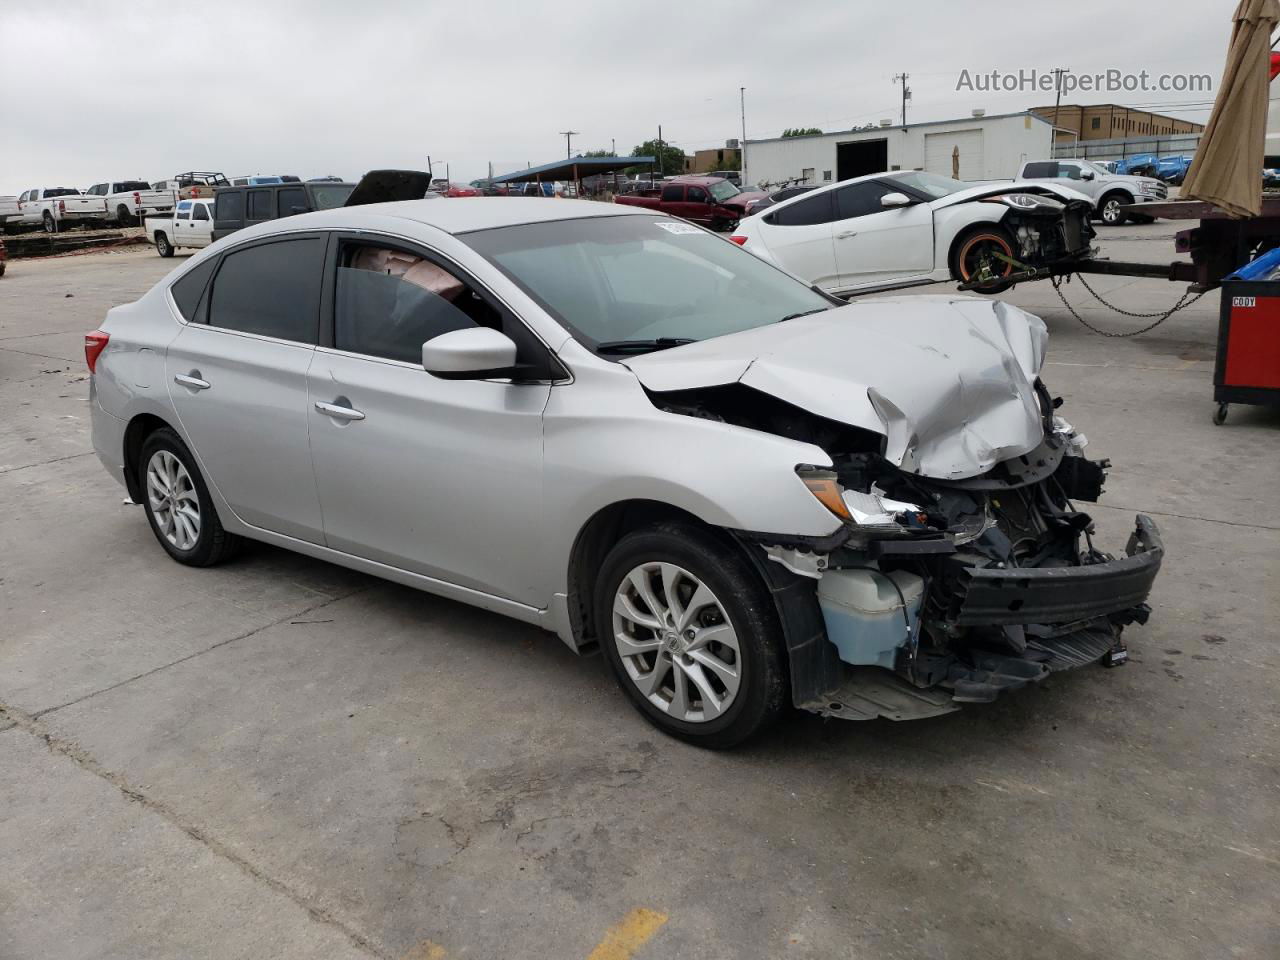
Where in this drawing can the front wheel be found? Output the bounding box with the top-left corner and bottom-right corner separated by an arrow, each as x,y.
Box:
952,225 -> 1016,294
155,232 -> 174,257
1098,194 -> 1130,226
595,522 -> 788,748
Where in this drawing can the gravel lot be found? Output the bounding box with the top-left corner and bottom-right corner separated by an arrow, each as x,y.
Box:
1,224 -> 1277,960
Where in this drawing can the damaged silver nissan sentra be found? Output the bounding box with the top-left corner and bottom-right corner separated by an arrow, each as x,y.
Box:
87,195 -> 1162,748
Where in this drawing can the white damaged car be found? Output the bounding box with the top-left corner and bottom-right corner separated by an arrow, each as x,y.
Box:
87,192 -> 1161,747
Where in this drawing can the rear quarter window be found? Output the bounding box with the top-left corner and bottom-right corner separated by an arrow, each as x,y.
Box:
170,257 -> 219,322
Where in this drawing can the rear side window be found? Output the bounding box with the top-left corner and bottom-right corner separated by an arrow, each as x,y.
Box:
247,190 -> 272,219
170,257 -> 219,322
215,190 -> 244,222
277,187 -> 307,217
1022,162 -> 1057,178
769,191 -> 834,226
207,238 -> 324,342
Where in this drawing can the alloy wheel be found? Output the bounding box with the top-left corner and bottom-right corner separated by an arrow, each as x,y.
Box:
146,449 -> 201,550
611,561 -> 742,722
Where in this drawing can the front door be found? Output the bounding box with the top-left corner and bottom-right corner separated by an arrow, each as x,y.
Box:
830,180 -> 935,289
189,201 -> 213,247
306,235 -> 551,604
165,234 -> 327,542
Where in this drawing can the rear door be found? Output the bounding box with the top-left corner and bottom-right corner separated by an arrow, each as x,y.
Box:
757,190 -> 839,292
831,180 -> 935,290
165,234 -> 327,542
245,189 -> 274,229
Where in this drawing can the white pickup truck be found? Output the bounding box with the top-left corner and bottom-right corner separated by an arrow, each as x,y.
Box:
13,187 -> 108,233
145,197 -> 214,257
83,180 -> 175,226
1016,159 -> 1168,226
0,196 -> 20,230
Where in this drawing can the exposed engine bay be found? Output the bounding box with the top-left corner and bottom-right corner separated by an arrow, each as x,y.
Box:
647,378 -> 1162,720
1001,193 -> 1095,267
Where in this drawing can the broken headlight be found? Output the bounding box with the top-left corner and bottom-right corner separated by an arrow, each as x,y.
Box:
994,193 -> 1064,211
797,466 -> 926,532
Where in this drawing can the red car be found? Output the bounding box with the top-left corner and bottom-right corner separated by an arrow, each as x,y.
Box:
615,175 -> 761,231
442,183 -> 482,197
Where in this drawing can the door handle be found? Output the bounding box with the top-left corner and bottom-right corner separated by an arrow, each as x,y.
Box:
174,373 -> 210,390
315,401 -> 365,421
836,230 -> 857,240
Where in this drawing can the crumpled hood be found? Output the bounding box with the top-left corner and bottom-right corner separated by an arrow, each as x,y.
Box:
937,181 -> 1093,208
624,296 -> 1050,480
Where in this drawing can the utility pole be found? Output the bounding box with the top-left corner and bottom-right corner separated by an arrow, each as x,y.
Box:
893,73 -> 911,126
657,124 -> 663,176
1052,67 -> 1067,148
611,137 -> 616,155
740,86 -> 747,181
559,130 -> 580,158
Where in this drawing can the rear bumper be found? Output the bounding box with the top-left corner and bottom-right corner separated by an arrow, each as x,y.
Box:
946,515 -> 1162,626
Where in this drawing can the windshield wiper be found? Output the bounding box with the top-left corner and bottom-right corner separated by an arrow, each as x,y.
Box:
777,307 -> 829,323
595,338 -> 699,355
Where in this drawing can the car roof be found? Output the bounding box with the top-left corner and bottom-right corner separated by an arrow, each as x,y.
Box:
238,197 -> 648,239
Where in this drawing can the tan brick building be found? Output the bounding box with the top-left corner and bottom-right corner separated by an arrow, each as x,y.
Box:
689,146 -> 741,173
1030,104 -> 1203,144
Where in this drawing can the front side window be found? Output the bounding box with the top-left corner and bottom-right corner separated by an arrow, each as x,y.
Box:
193,203 -> 210,221
463,215 -> 831,354
247,190 -> 272,219
1022,162 -> 1057,178
834,181 -> 898,220
333,244 -> 489,364
686,186 -> 709,203
207,237 -> 324,342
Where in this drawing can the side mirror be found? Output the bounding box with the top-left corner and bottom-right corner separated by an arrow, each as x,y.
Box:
880,192 -> 913,209
1080,171 -> 1096,181
423,327 -> 519,380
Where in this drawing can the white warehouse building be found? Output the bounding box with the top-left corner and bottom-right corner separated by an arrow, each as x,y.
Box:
742,111 -> 1055,190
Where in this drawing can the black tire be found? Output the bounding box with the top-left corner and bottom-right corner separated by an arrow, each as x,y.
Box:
1129,214 -> 1156,225
1097,192 -> 1131,226
43,211 -> 56,234
155,232 -> 174,257
950,224 -> 1016,294
0,261 -> 5,277
594,521 -> 788,748
138,427 -> 241,566
117,204 -> 137,227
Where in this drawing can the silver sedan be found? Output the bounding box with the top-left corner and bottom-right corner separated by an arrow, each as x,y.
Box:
87,197 -> 1161,747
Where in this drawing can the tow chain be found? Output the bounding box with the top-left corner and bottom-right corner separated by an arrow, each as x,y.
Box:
1050,273 -> 1207,337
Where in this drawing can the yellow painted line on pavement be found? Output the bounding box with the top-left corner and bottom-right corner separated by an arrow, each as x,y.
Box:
400,940 -> 446,960
586,908 -> 669,960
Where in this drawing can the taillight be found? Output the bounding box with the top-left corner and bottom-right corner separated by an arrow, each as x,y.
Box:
59,199 -> 66,213
729,235 -> 748,245
134,191 -> 141,205
85,331 -> 109,373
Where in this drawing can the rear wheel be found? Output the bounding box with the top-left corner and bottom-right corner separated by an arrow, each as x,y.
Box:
138,427 -> 240,566
43,211 -> 56,234
117,204 -> 137,226
155,232 -> 174,257
595,522 -> 787,748
952,225 -> 1016,293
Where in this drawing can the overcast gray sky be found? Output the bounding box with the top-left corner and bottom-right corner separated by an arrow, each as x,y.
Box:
0,0 -> 1232,194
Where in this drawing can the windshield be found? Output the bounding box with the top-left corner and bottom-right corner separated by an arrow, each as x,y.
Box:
708,180 -> 741,203
1082,160 -> 1112,175
886,171 -> 966,198
463,215 -> 831,353
309,184 -> 355,209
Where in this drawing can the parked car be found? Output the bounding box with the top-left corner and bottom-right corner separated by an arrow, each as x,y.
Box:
13,187 -> 107,233
1155,155 -> 1194,186
706,170 -> 742,187
145,198 -> 214,257
732,169 -> 1096,296
0,195 -> 20,231
1017,159 -> 1166,225
84,180 -> 175,226
442,183 -> 483,197
153,173 -> 230,201
1112,153 -> 1160,178
615,175 -> 761,230
230,175 -> 284,186
211,180 -> 355,241
85,197 -> 1161,747
744,184 -> 817,217
0,235 -> 7,276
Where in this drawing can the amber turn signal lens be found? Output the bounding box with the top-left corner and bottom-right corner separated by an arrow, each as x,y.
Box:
800,473 -> 851,521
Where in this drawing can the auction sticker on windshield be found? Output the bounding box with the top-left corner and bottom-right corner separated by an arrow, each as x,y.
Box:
655,221 -> 702,235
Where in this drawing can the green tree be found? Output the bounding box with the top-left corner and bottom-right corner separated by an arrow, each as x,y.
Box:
581,149 -> 613,158
626,140 -> 689,176
781,127 -> 823,138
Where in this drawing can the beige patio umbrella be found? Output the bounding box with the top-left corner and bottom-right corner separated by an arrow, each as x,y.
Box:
1181,0 -> 1280,218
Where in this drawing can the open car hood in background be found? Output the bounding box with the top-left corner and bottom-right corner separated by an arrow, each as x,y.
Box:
343,169 -> 434,207
623,297 -> 1050,480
